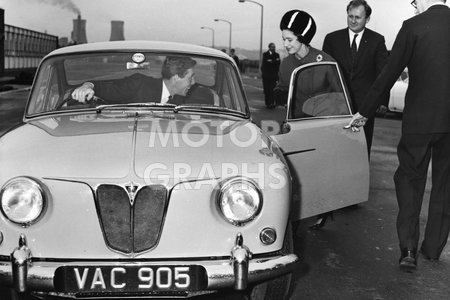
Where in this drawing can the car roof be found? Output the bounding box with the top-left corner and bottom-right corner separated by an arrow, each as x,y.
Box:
47,40 -> 232,60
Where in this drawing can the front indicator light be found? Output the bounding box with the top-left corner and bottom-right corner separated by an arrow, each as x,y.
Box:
217,177 -> 262,226
260,227 -> 277,245
1,177 -> 46,226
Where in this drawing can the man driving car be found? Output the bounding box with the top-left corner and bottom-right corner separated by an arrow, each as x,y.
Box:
71,56 -> 197,104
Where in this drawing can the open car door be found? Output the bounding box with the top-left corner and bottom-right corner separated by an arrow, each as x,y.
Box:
273,61 -> 369,220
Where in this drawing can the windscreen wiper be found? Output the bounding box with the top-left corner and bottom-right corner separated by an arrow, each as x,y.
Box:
95,102 -> 176,113
173,104 -> 245,116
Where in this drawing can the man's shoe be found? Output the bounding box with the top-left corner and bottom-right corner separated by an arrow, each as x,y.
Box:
399,248 -> 417,269
420,245 -> 439,261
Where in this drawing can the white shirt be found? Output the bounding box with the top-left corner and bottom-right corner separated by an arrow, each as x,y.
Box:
160,81 -> 170,103
348,29 -> 364,50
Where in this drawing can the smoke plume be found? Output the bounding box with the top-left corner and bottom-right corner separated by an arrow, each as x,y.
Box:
35,0 -> 81,15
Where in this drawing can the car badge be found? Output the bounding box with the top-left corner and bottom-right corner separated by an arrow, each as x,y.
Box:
125,182 -> 139,205
131,53 -> 146,63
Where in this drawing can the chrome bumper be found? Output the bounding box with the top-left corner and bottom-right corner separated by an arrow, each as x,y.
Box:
0,234 -> 299,294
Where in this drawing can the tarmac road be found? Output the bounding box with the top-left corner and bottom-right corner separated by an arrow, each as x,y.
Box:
1,79 -> 449,299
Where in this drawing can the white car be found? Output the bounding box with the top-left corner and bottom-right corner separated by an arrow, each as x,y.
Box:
0,41 -> 369,300
388,69 -> 408,113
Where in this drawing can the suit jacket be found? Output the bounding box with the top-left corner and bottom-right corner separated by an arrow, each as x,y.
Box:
322,28 -> 388,111
92,74 -> 210,106
93,73 -> 163,104
261,50 -> 280,78
359,5 -> 450,134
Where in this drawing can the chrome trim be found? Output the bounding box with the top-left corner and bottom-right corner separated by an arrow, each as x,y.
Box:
231,233 -> 251,290
0,254 -> 299,294
11,234 -> 32,292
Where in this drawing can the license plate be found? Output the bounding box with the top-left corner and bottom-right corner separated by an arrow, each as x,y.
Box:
54,265 -> 207,293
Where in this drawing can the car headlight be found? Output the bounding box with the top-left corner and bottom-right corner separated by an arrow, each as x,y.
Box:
217,177 -> 262,226
1,177 -> 46,226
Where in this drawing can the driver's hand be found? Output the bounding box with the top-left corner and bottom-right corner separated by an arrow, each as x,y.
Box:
71,82 -> 95,102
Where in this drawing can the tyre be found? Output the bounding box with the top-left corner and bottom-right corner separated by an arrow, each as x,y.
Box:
248,221 -> 294,300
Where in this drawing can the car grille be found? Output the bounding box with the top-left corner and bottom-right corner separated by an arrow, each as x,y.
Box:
96,184 -> 168,254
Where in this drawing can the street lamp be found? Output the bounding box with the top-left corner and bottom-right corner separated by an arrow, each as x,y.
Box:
200,26 -> 215,48
238,0 -> 263,67
214,18 -> 232,53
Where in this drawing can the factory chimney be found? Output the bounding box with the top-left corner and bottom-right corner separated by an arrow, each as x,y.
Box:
71,15 -> 87,44
110,21 -> 125,41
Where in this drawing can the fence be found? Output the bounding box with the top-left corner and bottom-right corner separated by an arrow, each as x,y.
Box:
3,24 -> 58,73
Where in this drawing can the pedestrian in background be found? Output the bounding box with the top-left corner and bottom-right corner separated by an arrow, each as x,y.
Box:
230,48 -> 240,71
261,42 -> 280,109
274,10 -> 335,107
323,0 -> 389,158
347,0 -> 450,270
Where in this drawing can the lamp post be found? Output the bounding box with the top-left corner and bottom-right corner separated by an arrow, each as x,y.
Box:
214,18 -> 232,53
200,26 -> 215,48
238,0 -> 263,67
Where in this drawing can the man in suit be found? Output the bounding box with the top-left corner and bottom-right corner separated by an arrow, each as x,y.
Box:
261,42 -> 281,109
230,49 -> 240,71
71,56 -> 197,104
347,0 -> 450,269
323,0 -> 388,158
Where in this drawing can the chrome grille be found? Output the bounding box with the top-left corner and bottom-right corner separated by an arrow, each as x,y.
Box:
96,184 -> 168,254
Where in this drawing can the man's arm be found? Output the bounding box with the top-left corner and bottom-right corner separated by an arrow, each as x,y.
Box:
346,22 -> 413,130
71,82 -> 95,102
275,53 -> 281,69
71,74 -> 148,103
359,23 -> 411,118
374,35 -> 390,108
260,52 -> 267,71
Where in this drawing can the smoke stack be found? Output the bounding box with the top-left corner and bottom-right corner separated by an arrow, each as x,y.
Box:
110,21 -> 125,41
71,15 -> 87,44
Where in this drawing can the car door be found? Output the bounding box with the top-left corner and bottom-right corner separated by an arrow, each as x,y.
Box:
273,61 -> 369,220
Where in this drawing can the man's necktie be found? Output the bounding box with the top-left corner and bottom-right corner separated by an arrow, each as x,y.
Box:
351,33 -> 358,75
351,33 -> 358,59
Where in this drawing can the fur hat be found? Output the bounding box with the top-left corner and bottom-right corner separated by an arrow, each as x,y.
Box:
280,10 -> 316,45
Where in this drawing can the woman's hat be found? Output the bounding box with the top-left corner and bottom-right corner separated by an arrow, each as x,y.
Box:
280,10 -> 316,45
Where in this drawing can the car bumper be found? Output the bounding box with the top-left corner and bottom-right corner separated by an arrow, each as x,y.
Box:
0,234 -> 299,296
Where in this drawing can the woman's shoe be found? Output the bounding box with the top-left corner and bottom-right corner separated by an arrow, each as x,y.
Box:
309,212 -> 334,230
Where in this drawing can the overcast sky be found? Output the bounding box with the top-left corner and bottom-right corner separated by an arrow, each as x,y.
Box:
1,0 -> 446,51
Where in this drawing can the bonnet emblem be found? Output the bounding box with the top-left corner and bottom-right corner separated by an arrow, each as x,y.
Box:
125,182 -> 139,205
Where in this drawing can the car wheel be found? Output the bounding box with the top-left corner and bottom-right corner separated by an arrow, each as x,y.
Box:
248,221 -> 294,300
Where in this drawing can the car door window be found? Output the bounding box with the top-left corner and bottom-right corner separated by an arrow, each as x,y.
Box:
288,63 -> 351,120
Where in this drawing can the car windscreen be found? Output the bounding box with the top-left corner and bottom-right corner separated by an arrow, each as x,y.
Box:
26,52 -> 247,116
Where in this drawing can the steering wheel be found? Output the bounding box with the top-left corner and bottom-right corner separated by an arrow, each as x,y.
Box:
56,95 -> 109,110
87,96 -> 109,106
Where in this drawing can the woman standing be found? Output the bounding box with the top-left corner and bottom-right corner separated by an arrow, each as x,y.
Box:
274,10 -> 335,229
274,10 -> 335,106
